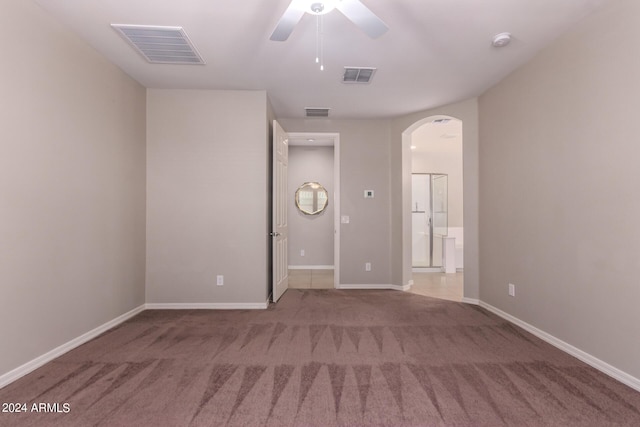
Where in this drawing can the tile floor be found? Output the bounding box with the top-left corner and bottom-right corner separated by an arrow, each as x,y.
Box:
288,269 -> 334,289
409,272 -> 464,302
287,269 -> 463,302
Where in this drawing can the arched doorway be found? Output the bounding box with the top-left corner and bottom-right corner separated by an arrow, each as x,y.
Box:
403,115 -> 464,301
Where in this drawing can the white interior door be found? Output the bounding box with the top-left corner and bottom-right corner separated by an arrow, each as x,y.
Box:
272,120 -> 289,302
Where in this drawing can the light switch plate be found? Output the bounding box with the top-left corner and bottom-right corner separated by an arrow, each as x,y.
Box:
364,190 -> 375,198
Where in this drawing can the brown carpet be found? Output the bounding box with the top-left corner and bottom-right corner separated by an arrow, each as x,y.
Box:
1,289 -> 640,426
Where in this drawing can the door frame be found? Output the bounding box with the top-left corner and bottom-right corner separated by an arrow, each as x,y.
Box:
288,132 -> 340,288
404,115 -> 463,275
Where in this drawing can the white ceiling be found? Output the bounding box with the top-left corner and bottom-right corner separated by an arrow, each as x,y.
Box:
33,0 -> 610,119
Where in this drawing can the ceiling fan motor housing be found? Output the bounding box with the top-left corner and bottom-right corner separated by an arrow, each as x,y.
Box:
310,3 -> 325,14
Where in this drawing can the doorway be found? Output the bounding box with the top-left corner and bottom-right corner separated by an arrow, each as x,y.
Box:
287,133 -> 340,289
405,116 -> 464,301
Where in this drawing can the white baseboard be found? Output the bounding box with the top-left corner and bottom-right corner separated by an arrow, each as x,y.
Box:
288,265 -> 335,270
406,280 -> 414,290
479,300 -> 640,393
338,284 -> 411,291
0,300 -> 270,389
145,302 -> 269,310
8,296 -> 636,398
0,304 -> 145,390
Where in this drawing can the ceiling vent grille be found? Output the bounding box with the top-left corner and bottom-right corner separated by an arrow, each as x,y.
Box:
305,108 -> 330,118
111,24 -> 205,65
342,67 -> 377,84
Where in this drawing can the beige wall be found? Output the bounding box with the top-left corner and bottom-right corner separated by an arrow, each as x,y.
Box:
146,89 -> 270,304
281,108 -> 478,290
391,99 -> 480,297
479,0 -> 640,379
9,0 -> 634,390
0,1 -> 146,376
288,146 -> 334,267
279,119 -> 392,285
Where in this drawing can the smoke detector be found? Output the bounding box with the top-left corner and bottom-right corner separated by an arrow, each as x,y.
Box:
492,32 -> 512,48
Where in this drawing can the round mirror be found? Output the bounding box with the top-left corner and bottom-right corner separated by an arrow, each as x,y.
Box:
295,182 -> 329,215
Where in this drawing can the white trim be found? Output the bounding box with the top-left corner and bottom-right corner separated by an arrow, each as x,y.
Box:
338,284 -> 411,291
461,297 -> 480,305
288,265 -> 335,270
0,304 -> 145,389
145,302 -> 268,310
479,301 -> 640,393
412,267 -> 464,273
406,279 -> 414,290
333,134 -> 340,290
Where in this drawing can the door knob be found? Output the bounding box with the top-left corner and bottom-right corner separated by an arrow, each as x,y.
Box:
270,232 -> 281,237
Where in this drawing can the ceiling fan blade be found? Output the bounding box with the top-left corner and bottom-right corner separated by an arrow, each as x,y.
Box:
336,0 -> 389,39
270,0 -> 306,41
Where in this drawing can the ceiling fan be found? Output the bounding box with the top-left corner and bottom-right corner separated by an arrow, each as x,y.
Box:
270,0 -> 389,41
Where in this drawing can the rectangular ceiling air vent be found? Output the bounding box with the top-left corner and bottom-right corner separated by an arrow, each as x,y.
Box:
305,108 -> 331,118
111,24 -> 205,65
342,67 -> 377,84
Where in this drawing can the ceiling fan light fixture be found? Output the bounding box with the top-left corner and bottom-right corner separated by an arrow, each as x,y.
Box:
307,0 -> 338,15
270,0 -> 388,41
